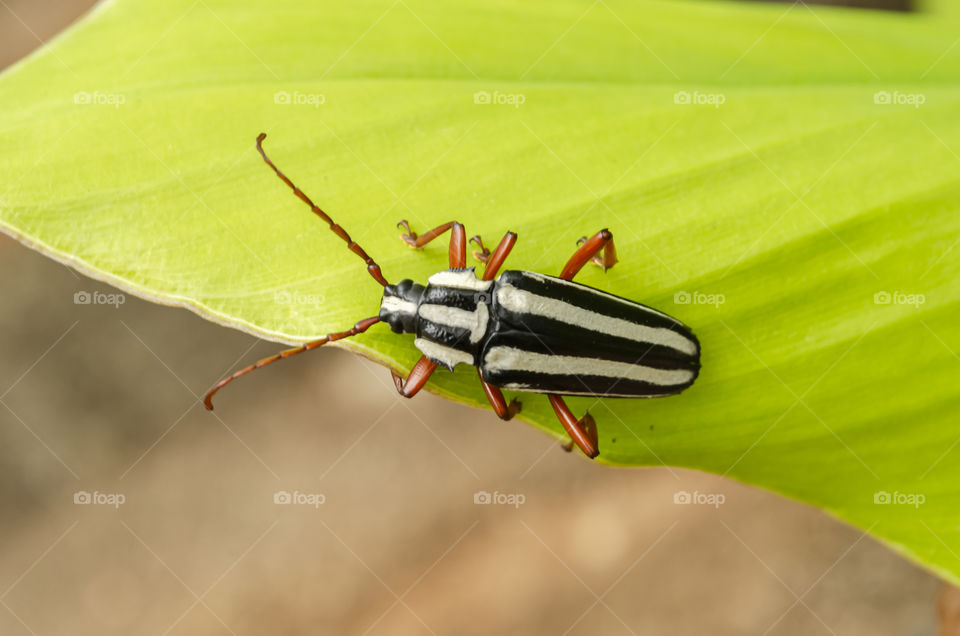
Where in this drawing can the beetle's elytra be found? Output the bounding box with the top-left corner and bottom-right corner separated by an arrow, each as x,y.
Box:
204,134 -> 701,460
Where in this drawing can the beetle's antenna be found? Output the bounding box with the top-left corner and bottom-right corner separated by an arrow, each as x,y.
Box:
204,316 -> 381,410
256,133 -> 389,286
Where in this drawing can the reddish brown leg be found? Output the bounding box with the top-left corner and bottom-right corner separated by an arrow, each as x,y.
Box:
549,229 -> 616,458
472,232 -> 520,416
560,229 -> 618,280
398,220 -> 466,268
477,369 -> 522,420
548,395 -> 599,458
478,232 -> 517,281
392,355 -> 438,398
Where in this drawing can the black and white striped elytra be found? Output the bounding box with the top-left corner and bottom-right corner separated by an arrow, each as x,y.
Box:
380,268 -> 700,398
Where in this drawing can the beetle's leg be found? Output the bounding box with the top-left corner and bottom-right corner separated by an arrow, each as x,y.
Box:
576,235 -> 615,269
469,235 -> 490,264
560,417 -> 598,454
547,395 -> 599,458
391,355 -> 438,398
397,220 -> 466,268
479,232 -> 517,281
477,369 -> 522,420
560,229 -> 617,280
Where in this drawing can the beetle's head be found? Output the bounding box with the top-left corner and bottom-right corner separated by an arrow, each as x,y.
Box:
379,279 -> 424,334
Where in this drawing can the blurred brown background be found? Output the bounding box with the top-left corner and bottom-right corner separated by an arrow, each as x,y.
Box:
0,1 -> 946,634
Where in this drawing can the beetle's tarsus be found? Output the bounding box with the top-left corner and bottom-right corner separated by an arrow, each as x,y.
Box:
397,220 -> 421,249
470,235 -> 491,264
550,394 -> 600,459
498,398 -> 522,421
391,370 -> 412,396
561,412 -> 599,458
392,356 -> 438,398
577,235 -> 611,270
580,412 -> 599,458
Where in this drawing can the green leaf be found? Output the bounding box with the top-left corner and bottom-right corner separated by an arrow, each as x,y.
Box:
2,0 -> 959,583
919,0 -> 960,20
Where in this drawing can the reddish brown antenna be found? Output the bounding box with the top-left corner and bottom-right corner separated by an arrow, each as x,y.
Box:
205,134 -> 390,409
256,133 -> 389,286
204,316 -> 380,410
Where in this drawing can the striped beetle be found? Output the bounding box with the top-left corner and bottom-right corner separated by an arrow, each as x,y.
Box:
204,133 -> 701,459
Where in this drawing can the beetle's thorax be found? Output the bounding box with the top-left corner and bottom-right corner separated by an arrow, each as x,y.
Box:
379,279 -> 425,334
384,268 -> 497,371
